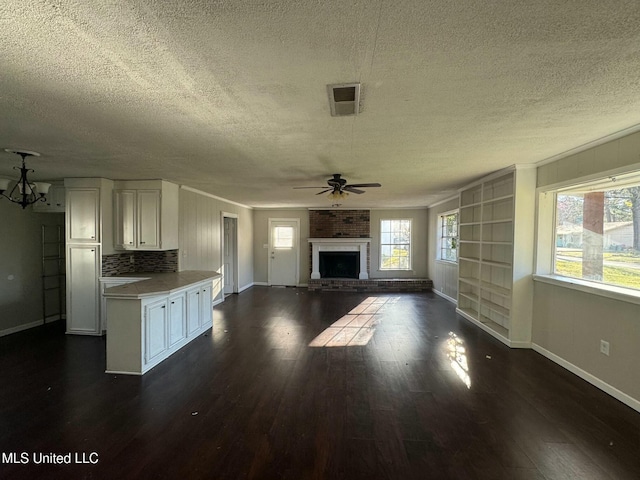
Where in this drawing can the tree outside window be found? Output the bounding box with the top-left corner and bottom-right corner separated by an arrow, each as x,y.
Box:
380,219 -> 411,270
555,180 -> 640,290
439,211 -> 458,262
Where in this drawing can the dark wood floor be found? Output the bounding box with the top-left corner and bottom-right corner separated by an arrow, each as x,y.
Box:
1,287 -> 639,479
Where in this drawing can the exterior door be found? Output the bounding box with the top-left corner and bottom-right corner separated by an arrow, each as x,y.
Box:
223,216 -> 236,295
269,219 -> 299,286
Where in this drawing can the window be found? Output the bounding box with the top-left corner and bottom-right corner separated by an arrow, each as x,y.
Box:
273,226 -> 294,248
438,210 -> 458,262
552,174 -> 640,291
380,219 -> 411,270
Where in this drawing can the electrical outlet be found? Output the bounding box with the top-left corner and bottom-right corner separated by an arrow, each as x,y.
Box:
600,340 -> 610,356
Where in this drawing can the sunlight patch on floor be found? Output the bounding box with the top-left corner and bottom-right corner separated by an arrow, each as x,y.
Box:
447,332 -> 471,389
308,296 -> 400,347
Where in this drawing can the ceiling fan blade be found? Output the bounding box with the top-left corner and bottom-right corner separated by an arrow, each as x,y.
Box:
315,189 -> 332,195
344,186 -> 365,194
346,183 -> 381,188
293,186 -> 328,189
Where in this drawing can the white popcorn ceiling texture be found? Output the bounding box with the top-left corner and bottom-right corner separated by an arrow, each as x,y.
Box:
2,0 -> 640,207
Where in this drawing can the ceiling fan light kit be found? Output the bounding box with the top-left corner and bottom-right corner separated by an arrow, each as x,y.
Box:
294,173 -> 381,203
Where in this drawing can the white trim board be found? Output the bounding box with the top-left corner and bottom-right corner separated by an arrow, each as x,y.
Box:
532,343 -> 640,414
433,289 -> 457,305
0,317 -> 62,337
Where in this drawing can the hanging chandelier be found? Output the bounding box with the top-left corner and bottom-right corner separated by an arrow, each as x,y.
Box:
0,149 -> 51,209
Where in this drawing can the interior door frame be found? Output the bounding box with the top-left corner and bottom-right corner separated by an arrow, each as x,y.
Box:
268,218 -> 300,287
221,212 -> 239,295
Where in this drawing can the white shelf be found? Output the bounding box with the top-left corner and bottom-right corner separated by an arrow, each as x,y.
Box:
457,166 -> 536,348
459,276 -> 480,286
459,291 -> 479,303
482,259 -> 512,268
482,194 -> 514,205
482,299 -> 510,317
459,256 -> 480,263
483,218 -> 513,225
480,281 -> 511,297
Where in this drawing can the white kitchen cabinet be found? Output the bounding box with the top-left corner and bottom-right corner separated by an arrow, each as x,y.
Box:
105,275 -> 217,375
199,282 -> 212,328
168,292 -> 186,347
113,180 -> 178,251
66,245 -> 100,335
66,188 -> 99,243
65,178 -> 114,336
186,285 -> 201,336
32,183 -> 65,213
114,190 -> 136,249
144,299 -> 168,363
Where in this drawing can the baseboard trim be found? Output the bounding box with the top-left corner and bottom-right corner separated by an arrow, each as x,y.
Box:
433,289 -> 457,305
532,343 -> 640,414
0,320 -> 43,337
253,282 -> 269,286
105,370 -> 143,376
237,283 -> 254,293
297,283 -> 308,288
212,298 -> 224,307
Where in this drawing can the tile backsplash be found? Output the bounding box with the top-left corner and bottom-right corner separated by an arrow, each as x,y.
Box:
102,250 -> 179,276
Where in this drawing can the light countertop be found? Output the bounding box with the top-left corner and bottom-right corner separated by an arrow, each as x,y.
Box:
103,271 -> 221,299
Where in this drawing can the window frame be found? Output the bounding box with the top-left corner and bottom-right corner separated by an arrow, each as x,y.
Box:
535,169 -> 640,302
437,209 -> 459,263
379,218 -> 412,271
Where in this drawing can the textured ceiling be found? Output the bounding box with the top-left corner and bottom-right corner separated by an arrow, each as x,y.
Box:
2,0 -> 640,208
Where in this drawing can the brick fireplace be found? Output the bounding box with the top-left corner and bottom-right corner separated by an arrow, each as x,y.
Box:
307,209 -> 432,293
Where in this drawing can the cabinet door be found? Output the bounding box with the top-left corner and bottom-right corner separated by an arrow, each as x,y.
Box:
67,245 -> 100,334
67,189 -> 99,243
186,287 -> 200,335
114,190 -> 136,249
145,300 -> 167,363
168,293 -> 186,346
137,190 -> 160,249
199,282 -> 212,328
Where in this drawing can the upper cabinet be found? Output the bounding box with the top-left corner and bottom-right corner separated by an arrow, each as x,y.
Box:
32,182 -> 66,213
66,188 -> 100,243
114,180 -> 179,251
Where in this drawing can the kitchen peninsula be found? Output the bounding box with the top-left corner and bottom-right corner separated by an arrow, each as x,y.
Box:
104,271 -> 221,375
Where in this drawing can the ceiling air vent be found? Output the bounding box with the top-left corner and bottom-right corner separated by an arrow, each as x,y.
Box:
328,83 -> 361,116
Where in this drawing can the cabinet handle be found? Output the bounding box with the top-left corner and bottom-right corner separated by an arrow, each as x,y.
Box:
129,242 -> 133,245
161,305 -> 166,309
140,241 -> 146,244
196,292 -> 199,295
171,301 -> 175,304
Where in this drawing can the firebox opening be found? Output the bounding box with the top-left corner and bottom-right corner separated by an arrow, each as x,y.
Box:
319,252 -> 359,279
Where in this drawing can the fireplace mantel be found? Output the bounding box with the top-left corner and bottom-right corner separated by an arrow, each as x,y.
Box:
308,238 -> 371,280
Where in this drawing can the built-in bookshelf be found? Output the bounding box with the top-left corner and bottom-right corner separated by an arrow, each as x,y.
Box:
456,166 -> 536,347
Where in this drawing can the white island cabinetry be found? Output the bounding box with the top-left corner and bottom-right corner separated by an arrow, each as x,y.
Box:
104,271 -> 220,375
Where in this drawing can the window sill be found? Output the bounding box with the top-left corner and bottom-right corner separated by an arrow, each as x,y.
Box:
378,269 -> 413,272
533,274 -> 640,306
436,259 -> 458,265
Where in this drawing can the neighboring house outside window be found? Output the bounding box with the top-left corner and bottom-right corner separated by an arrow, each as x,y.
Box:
438,210 -> 458,262
380,219 -> 412,270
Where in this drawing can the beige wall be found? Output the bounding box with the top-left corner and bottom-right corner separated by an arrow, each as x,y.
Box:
253,209 -> 309,285
179,189 -> 254,298
427,197 -> 459,302
0,203 -> 64,334
369,209 -> 429,278
534,131 -> 640,408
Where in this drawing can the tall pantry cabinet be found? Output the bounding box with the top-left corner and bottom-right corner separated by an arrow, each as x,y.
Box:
64,178 -> 114,335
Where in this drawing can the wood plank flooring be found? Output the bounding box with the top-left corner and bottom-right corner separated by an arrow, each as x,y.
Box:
1,287 -> 639,479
